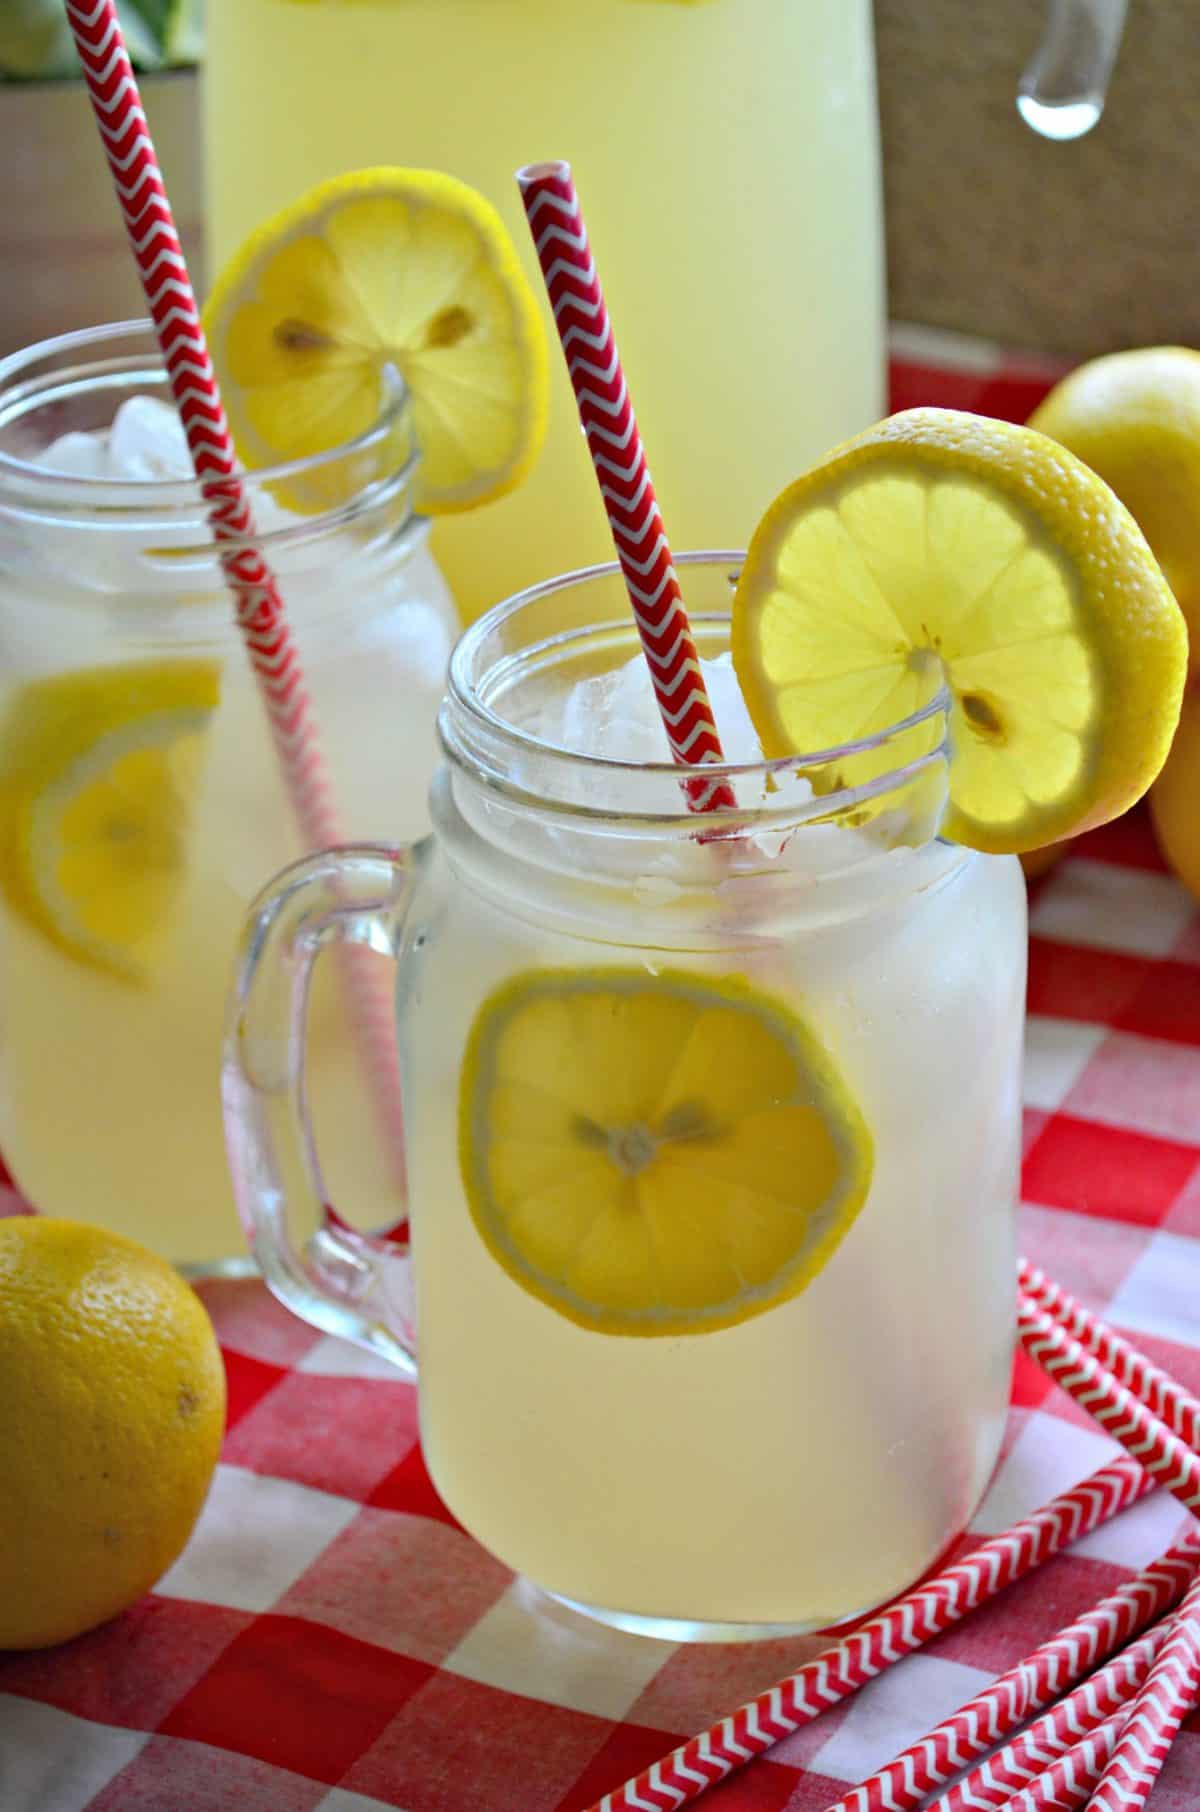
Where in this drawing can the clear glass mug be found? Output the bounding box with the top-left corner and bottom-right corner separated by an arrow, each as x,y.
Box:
0,321 -> 458,1268
224,554 -> 1026,1638
204,0 -> 885,619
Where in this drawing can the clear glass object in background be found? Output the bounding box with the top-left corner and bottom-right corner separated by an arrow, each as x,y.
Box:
1018,0 -> 1130,139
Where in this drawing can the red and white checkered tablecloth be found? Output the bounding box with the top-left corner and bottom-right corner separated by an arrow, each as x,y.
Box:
4,336 -> 1200,1812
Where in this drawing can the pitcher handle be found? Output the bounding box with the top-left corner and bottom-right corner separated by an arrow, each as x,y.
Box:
222,841 -> 424,1376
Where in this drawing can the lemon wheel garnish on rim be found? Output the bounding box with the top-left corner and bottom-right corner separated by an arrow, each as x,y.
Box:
0,661 -> 220,982
458,967 -> 874,1338
731,408 -> 1188,856
202,167 -> 549,515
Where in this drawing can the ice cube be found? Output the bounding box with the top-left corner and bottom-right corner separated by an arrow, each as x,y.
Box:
557,652 -> 762,765
694,653 -> 763,763
559,658 -> 669,767
108,395 -> 192,480
34,431 -> 110,479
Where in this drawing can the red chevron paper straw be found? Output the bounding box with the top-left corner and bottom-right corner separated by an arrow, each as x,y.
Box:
931,1623 -> 1170,1810
585,1455 -> 1150,1812
1017,1291 -> 1200,1516
516,161 -> 737,816
820,1536 -> 1198,1812
1020,1257 -> 1200,1450
994,1708 -> 1132,1812
64,0 -> 407,1184
1089,1570 -> 1200,1812
66,0 -> 337,851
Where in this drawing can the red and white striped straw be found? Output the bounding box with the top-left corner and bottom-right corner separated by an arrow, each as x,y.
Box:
820,1536 -> 1198,1812
66,0 -> 338,852
1089,1570 -> 1200,1812
1020,1257 -> 1200,1449
516,161 -> 736,815
931,1624 -> 1170,1810
64,0 -> 406,1184
991,1709 -> 1132,1812
1017,1292 -> 1200,1516
585,1456 -> 1150,1812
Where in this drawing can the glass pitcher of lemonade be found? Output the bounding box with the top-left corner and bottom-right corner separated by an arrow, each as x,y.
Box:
224,556 -> 1025,1636
204,0 -> 885,619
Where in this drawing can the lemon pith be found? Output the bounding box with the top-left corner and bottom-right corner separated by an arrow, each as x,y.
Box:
0,660 -> 220,980
459,967 -> 874,1337
731,408 -> 1188,856
202,166 -> 549,516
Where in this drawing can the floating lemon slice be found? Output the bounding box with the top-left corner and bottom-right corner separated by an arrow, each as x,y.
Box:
202,167 -> 549,515
731,408 -> 1188,855
0,662 -> 220,981
459,967 -> 874,1337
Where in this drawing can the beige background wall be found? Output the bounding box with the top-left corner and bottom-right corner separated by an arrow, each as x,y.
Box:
875,0 -> 1200,358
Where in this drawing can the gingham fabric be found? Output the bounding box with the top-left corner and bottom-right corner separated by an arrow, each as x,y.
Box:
3,335 -> 1199,1812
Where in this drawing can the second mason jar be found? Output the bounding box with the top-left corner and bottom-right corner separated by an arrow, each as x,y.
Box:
0,321 -> 458,1266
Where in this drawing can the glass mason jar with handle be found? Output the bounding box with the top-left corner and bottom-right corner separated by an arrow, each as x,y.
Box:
0,321 -> 458,1269
224,554 -> 1026,1637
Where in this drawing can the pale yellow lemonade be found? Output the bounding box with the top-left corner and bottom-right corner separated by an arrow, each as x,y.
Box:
0,377 -> 456,1266
204,0 -> 884,617
0,640 -> 450,1264
399,632 -> 1026,1626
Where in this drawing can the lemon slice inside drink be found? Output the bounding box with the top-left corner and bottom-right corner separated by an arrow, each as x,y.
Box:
459,968 -> 874,1337
0,662 -> 220,981
731,408 -> 1188,855
202,167 -> 549,515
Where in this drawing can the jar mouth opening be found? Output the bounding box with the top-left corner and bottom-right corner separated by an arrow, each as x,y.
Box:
442,551 -> 953,831
0,317 -> 418,525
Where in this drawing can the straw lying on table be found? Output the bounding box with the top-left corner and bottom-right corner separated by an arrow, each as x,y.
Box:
1017,1291 -> 1200,1515
65,0 -> 407,1186
590,1264 -> 1200,1812
931,1625 -> 1168,1810
998,1710 -> 1133,1812
517,160 -> 737,816
1089,1548 -> 1200,1811
586,1455 -> 1151,1812
843,1287 -> 1200,1812
970,1596 -> 1200,1812
1020,1256 -> 1200,1448
820,1539 -> 1199,1812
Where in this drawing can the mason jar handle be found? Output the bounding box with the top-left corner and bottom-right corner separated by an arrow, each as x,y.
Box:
222,842 -> 423,1377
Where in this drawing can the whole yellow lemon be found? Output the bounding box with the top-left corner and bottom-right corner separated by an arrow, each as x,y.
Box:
0,1217 -> 225,1649
1029,347 -> 1200,669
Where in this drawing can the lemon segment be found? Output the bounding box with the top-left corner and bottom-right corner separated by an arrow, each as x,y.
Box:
459,968 -> 874,1337
202,167 -> 549,516
0,661 -> 220,981
732,408 -> 1188,855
